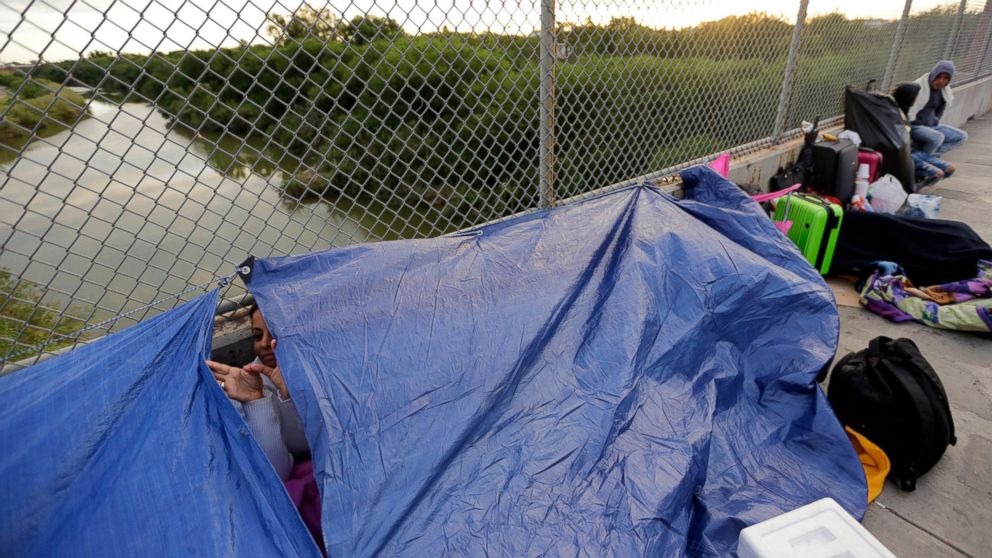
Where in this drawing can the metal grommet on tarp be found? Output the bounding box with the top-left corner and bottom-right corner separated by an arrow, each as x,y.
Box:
237,256 -> 255,284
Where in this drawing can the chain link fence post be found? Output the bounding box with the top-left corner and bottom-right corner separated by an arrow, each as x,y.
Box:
973,2 -> 992,76
944,0 -> 969,60
883,0 -> 915,91
772,0 -> 809,143
539,0 -> 557,209
979,30 -> 992,76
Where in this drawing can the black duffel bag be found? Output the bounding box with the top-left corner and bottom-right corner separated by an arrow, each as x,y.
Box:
827,336 -> 956,491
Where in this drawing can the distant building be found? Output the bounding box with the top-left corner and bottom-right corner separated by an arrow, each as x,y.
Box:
858,19 -> 891,28
0,62 -> 36,74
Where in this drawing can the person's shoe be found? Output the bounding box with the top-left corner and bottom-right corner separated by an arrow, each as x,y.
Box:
917,175 -> 940,188
944,164 -> 956,177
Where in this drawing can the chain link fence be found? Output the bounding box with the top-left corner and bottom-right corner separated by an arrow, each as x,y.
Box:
2,0 -> 991,368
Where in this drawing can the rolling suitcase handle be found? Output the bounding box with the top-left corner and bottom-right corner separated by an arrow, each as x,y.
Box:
752,183 -> 801,234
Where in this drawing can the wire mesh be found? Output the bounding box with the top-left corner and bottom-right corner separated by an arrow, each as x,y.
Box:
894,0 -> 973,83
954,1 -> 992,77
944,1 -> 979,74
785,9 -> 900,131
553,2 -> 797,200
2,0 -> 992,368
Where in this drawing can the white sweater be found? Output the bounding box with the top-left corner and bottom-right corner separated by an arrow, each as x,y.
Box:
234,370 -> 309,481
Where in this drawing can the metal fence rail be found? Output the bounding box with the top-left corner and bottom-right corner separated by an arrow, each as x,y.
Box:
2,0 -> 991,368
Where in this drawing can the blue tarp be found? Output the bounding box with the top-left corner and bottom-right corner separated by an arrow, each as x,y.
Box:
0,167 -> 867,557
0,292 -> 322,558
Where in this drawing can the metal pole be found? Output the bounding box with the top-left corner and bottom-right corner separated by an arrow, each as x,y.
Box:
772,0 -> 810,143
978,27 -> 992,77
883,0 -> 915,91
943,0 -> 968,60
971,1 -> 992,77
538,0 -> 556,208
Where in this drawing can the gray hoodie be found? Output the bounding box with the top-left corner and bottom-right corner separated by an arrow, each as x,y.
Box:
907,60 -> 956,126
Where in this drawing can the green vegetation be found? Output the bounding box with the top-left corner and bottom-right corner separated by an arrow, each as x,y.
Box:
0,7 -> 972,359
264,5 -> 405,47
0,270 -> 91,361
0,73 -> 88,150
24,7 -> 974,222
266,4 -> 343,46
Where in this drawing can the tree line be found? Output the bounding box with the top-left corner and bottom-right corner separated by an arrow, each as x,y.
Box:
25,7 -> 972,224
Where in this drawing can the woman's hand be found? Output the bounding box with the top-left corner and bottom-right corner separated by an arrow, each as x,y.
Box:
243,338 -> 290,400
244,362 -> 289,400
206,360 -> 263,403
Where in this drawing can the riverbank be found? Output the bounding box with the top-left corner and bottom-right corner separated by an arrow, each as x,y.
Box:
0,74 -> 88,156
0,97 -> 456,347
0,270 -> 89,361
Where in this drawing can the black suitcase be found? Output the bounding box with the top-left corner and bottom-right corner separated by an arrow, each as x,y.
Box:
811,138 -> 858,204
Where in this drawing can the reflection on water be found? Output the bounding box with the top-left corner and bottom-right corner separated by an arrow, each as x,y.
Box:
176,127 -> 288,182
0,96 -> 449,328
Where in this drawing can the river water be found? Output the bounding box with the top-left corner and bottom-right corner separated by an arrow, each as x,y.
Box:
0,97 -> 446,324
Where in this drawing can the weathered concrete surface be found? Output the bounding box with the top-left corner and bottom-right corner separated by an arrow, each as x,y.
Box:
943,75 -> 992,130
851,114 -> 992,558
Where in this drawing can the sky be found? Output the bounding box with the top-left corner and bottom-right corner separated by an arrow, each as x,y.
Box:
0,0 -> 962,64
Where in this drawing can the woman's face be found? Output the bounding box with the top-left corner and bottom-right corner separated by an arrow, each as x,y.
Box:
252,309 -> 278,368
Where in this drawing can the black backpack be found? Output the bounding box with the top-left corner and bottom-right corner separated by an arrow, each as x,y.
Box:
827,336 -> 956,491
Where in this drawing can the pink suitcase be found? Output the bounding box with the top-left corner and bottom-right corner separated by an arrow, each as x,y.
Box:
857,149 -> 883,182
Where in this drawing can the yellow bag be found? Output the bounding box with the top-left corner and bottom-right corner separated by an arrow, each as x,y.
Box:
846,426 -> 891,503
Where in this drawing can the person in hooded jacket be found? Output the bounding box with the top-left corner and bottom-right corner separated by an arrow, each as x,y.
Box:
893,82 -> 956,186
906,60 -> 968,156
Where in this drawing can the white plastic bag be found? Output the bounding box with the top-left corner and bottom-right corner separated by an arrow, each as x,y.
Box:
905,193 -> 942,218
867,174 -> 908,214
838,129 -> 862,148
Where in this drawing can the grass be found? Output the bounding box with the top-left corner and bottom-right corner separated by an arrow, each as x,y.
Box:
0,270 -> 92,363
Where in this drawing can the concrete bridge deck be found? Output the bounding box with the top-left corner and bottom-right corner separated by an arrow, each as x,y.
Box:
854,114 -> 992,557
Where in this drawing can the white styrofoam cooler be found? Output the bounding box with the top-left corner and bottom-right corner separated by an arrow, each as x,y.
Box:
737,498 -> 895,558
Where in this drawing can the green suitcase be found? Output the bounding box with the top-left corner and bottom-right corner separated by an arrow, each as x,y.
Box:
773,193 -> 843,275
